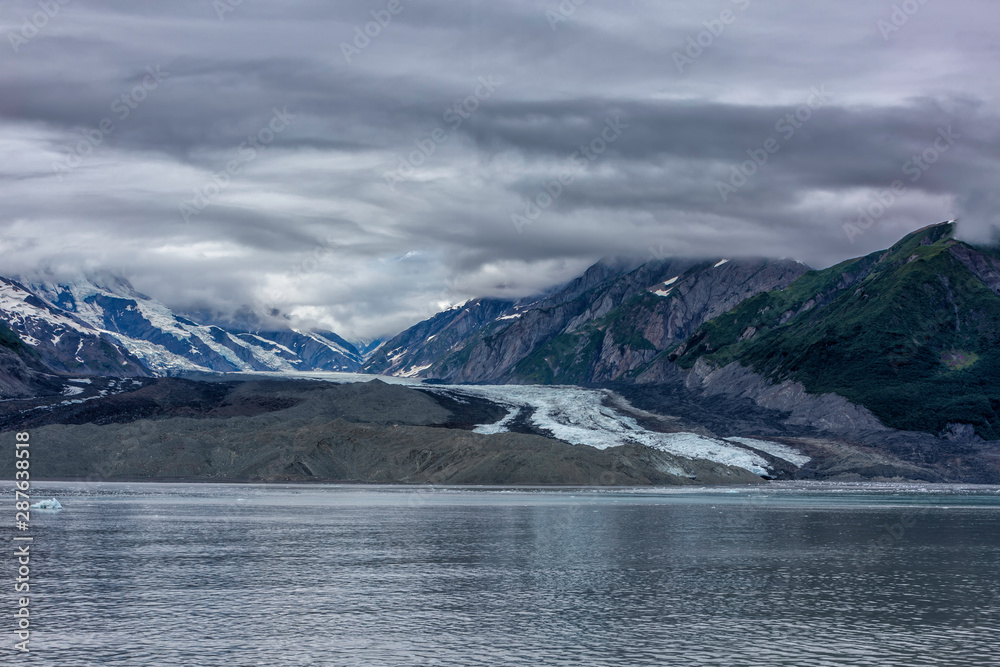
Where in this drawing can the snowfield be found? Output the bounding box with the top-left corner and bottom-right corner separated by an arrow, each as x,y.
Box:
0,281 -> 96,336
21,278 -> 362,375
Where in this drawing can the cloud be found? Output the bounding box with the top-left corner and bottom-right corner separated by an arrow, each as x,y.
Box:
1,0 -> 999,339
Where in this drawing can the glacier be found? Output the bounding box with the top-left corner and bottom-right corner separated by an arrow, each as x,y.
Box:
263,372 -> 809,476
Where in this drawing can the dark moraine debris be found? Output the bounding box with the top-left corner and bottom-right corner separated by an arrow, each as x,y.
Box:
0,376 -> 763,486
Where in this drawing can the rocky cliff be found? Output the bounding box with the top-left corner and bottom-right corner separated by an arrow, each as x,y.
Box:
370,256 -> 808,384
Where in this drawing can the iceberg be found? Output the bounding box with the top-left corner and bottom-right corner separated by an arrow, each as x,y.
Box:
30,498 -> 63,511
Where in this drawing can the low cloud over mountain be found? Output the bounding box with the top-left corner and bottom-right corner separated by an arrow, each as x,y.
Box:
2,1 -> 999,338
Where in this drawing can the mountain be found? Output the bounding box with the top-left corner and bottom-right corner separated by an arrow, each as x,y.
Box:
664,221 -> 1000,440
354,337 -> 387,357
25,275 -> 364,375
0,277 -> 148,394
364,298 -> 518,377
0,273 -> 364,384
232,328 -> 363,371
0,317 -> 72,398
365,256 -> 809,383
509,257 -> 809,384
357,221 -> 1000,445
10,221 -> 999,448
169,305 -> 367,372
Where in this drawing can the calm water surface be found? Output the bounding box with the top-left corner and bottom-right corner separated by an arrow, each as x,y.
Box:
3,482 -> 1000,666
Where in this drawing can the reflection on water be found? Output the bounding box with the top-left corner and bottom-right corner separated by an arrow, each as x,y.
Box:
5,482 -> 1000,666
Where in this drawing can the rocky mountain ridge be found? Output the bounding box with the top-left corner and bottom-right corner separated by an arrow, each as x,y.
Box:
364,256 -> 809,384
669,222 -> 1000,439
361,222 -> 1000,445
0,273 -> 366,396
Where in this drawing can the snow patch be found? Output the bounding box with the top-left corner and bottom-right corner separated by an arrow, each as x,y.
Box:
0,281 -> 95,337
473,406 -> 521,435
725,437 -> 811,467
302,331 -> 355,358
398,363 -> 432,378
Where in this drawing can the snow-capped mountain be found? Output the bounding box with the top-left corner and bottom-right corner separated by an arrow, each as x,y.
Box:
12,274 -> 363,375
364,298 -> 518,377
0,277 -> 148,378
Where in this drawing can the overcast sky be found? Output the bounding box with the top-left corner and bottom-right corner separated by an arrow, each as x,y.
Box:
2,0 -> 999,340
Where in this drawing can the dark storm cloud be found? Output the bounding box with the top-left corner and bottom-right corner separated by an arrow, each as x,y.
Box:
2,0 -> 999,338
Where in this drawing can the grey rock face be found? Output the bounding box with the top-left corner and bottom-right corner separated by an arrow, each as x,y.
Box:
364,298 -> 517,376
420,257 -> 808,383
949,244 -> 1000,295
675,359 -> 888,434
0,346 -> 63,398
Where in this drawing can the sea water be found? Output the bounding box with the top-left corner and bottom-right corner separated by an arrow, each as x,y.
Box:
5,482 -> 1000,666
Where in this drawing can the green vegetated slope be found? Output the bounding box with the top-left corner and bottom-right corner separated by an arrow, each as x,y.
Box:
671,222 -> 1000,438
512,293 -> 660,384
0,319 -> 28,354
505,258 -> 807,385
430,265 -> 669,384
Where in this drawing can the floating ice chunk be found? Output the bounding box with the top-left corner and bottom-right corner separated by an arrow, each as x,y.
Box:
30,498 -> 62,511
